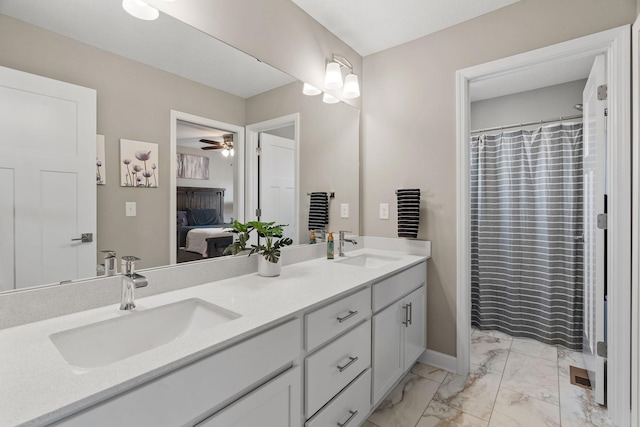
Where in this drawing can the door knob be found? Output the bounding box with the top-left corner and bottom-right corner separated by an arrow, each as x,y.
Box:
71,233 -> 93,243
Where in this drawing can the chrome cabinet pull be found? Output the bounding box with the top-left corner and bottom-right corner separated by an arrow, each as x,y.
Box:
402,304 -> 409,326
408,302 -> 413,326
337,410 -> 358,427
337,356 -> 359,372
337,310 -> 358,323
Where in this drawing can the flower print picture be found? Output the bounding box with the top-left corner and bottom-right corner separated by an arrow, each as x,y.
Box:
120,139 -> 159,188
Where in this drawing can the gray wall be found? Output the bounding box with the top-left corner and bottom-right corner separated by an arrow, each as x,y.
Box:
0,14 -> 246,270
361,0 -> 635,357
246,82 -> 360,243
471,79 -> 587,131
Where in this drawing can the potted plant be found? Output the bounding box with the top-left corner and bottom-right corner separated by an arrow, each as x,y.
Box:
248,221 -> 293,276
223,220 -> 255,256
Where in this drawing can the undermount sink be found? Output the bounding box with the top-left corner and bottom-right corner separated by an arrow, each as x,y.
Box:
336,253 -> 401,269
49,298 -> 240,374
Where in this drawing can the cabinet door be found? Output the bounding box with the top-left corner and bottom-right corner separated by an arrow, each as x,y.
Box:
372,301 -> 403,405
403,285 -> 426,368
197,366 -> 301,427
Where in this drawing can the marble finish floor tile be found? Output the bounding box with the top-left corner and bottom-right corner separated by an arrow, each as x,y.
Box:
362,421 -> 381,427
432,365 -> 502,421
472,329 -> 513,342
510,337 -> 557,361
500,351 -> 559,405
411,363 -> 448,383
489,388 -> 560,427
471,331 -> 512,373
558,379 -> 615,427
417,401 -> 488,427
368,372 -> 440,427
557,347 -> 587,378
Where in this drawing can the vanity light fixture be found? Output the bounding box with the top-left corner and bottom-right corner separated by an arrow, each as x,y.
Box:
122,0 -> 159,20
322,92 -> 340,104
302,83 -> 322,96
123,0 -> 176,21
321,54 -> 361,100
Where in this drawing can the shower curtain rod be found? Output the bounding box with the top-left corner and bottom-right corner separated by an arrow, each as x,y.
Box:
470,113 -> 583,135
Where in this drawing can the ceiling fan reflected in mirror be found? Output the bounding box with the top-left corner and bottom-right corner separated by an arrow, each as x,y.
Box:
200,133 -> 234,157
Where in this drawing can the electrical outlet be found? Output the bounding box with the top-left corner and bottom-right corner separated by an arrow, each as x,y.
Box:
340,203 -> 349,218
380,203 -> 389,220
126,202 -> 136,217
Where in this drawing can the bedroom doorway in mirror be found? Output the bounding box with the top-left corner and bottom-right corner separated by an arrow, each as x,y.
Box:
246,113 -> 300,245
169,111 -> 245,264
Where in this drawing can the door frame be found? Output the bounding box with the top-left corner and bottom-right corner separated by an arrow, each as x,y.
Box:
456,26 -> 630,425
169,110 -> 245,264
245,113 -> 300,243
631,13 -> 640,427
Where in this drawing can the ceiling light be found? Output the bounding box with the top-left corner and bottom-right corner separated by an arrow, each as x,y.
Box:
323,92 -> 340,104
122,0 -> 159,21
222,148 -> 230,157
302,83 -> 322,96
342,73 -> 360,98
324,61 -> 343,89
230,148 -> 235,157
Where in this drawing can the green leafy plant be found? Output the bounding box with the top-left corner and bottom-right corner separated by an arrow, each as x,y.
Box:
223,220 -> 255,255
248,221 -> 293,263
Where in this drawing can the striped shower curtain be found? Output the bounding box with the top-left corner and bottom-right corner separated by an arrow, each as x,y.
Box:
470,122 -> 584,349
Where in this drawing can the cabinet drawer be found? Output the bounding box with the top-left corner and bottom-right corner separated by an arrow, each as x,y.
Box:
305,319 -> 371,417
197,366 -> 301,427
373,262 -> 426,312
54,319 -> 301,427
306,369 -> 371,427
305,287 -> 371,350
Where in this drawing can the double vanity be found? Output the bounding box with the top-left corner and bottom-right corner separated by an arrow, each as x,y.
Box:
0,238 -> 430,426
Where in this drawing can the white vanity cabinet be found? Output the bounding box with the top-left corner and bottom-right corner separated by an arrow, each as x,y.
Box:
196,366 -> 300,427
372,262 -> 427,405
304,287 -> 372,424
54,319 -> 301,427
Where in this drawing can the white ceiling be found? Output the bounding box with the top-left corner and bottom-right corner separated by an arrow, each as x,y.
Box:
0,0 -> 296,98
291,0 -> 521,56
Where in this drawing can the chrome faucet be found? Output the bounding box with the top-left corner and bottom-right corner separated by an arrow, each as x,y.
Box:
120,256 -> 148,311
101,250 -> 117,276
338,231 -> 357,257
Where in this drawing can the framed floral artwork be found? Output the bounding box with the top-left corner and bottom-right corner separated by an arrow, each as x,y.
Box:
120,139 -> 159,188
96,134 -> 106,185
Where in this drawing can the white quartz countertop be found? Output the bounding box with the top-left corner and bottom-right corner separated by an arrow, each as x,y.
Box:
0,248 -> 427,427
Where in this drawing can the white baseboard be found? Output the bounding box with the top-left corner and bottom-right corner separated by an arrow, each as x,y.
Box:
417,349 -> 457,373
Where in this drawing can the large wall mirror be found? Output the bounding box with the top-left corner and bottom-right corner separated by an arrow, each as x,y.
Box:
0,0 -> 360,293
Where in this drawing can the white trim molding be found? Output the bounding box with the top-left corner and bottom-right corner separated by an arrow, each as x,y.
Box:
418,349 -> 457,374
631,14 -> 640,427
456,26 -> 631,426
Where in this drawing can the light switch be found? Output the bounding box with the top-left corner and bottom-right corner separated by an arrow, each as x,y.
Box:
340,203 -> 349,218
126,202 -> 136,217
380,203 -> 389,220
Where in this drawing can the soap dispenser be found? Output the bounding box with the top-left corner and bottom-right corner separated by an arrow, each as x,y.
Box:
310,230 -> 316,244
327,232 -> 334,259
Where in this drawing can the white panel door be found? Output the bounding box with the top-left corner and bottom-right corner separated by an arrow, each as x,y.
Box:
582,54 -> 607,405
0,66 -> 96,290
259,133 -> 296,242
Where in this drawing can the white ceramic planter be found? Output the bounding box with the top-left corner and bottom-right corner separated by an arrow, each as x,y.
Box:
258,256 -> 281,277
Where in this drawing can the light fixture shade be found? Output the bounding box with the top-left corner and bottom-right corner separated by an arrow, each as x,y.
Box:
342,73 -> 360,98
122,0 -> 159,20
230,148 -> 235,157
222,148 -> 230,157
302,83 -> 321,96
324,61 -> 343,89
323,92 -> 340,104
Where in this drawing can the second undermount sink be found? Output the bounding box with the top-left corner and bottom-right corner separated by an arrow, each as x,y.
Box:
49,298 -> 240,374
336,253 -> 401,269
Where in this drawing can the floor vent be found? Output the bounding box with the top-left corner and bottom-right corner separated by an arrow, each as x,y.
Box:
570,366 -> 592,390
